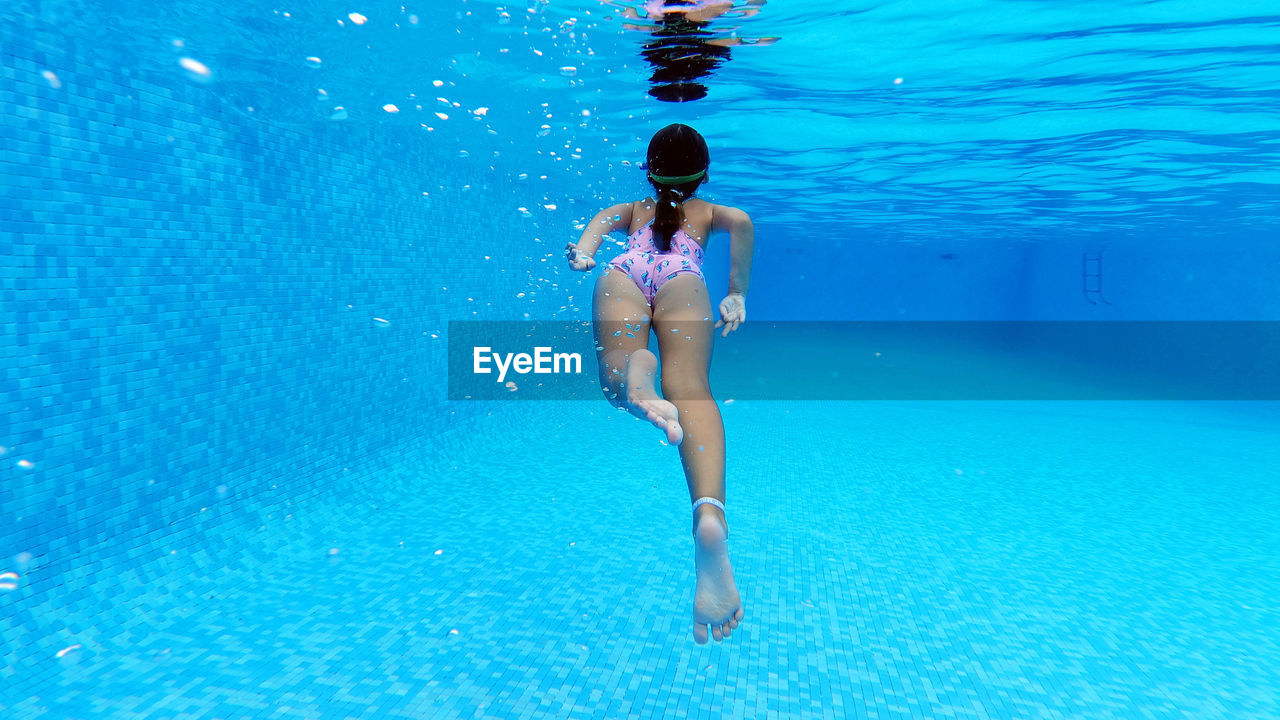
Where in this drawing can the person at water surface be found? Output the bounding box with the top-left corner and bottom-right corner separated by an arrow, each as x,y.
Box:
565,123 -> 755,644
609,0 -> 780,101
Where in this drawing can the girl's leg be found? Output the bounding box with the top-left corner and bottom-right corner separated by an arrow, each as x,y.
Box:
652,274 -> 744,644
651,275 -> 725,529
593,269 -> 682,444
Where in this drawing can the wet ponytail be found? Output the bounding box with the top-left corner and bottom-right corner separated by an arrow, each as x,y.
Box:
646,123 -> 710,253
652,187 -> 686,253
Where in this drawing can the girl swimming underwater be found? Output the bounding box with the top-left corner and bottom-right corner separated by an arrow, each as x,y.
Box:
564,123 -> 754,644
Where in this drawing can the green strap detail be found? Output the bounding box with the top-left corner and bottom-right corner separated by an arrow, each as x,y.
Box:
648,169 -> 706,185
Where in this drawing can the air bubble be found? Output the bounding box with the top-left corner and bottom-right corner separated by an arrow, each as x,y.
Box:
179,57 -> 212,79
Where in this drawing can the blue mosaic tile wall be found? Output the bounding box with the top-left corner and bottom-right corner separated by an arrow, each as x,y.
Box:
1,13 -> 507,696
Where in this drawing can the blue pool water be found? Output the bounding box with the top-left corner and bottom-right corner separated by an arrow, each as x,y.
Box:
3,0 -> 1280,718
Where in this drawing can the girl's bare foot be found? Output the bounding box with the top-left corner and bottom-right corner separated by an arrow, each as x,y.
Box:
691,510 -> 743,644
624,349 -> 683,445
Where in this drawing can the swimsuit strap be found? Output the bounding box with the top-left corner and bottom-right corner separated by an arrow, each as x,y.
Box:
631,218 -> 703,255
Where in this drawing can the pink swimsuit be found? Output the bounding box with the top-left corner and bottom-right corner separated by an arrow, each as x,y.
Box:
607,221 -> 707,305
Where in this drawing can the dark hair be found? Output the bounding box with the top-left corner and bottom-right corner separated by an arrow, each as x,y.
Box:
647,123 -> 709,252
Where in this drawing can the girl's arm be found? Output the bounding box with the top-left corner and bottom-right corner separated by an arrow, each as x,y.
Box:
711,204 -> 754,336
574,202 -> 634,257
566,202 -> 633,271
713,204 -> 754,296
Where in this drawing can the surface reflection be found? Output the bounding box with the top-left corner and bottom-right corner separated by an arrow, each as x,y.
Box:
607,0 -> 778,102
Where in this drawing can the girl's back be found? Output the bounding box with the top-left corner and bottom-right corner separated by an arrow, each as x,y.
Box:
625,196 -> 741,251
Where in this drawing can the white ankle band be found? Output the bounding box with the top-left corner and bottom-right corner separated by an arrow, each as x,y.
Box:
692,497 -> 724,514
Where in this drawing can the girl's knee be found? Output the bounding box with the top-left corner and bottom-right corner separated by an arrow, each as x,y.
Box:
598,373 -> 626,407
660,375 -> 712,402
602,388 -> 626,408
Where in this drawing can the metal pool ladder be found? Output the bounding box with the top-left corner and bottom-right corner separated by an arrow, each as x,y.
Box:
1082,250 -> 1113,306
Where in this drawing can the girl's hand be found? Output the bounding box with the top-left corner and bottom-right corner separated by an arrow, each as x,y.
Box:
565,243 -> 596,271
715,292 -> 746,337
